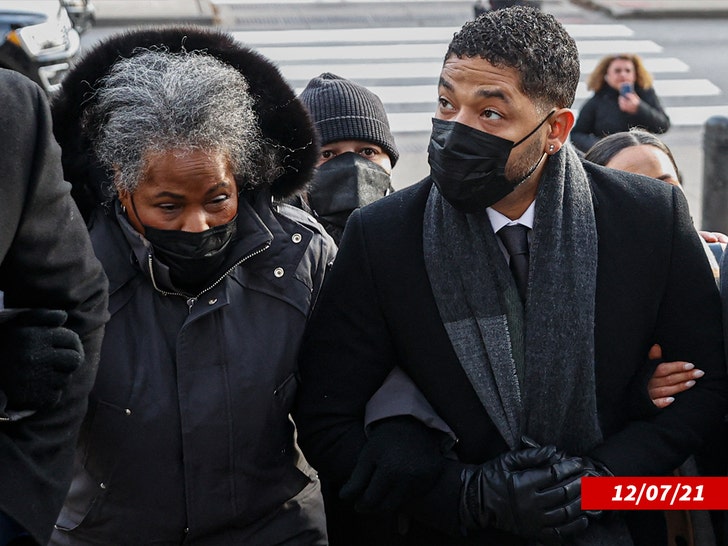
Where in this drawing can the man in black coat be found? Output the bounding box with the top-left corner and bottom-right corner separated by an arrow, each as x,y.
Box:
0,69 -> 108,545
293,7 -> 728,545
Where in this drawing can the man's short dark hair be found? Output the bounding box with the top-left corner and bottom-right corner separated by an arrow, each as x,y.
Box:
446,6 -> 580,110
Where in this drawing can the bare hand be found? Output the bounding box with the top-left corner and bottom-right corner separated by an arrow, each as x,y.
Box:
618,93 -> 640,114
699,230 -> 728,244
647,344 -> 703,408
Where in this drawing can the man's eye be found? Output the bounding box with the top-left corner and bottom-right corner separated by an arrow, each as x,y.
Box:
438,97 -> 454,110
482,109 -> 502,120
360,148 -> 377,157
321,150 -> 335,159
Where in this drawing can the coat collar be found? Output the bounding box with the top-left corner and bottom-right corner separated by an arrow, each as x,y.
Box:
92,189 -> 313,300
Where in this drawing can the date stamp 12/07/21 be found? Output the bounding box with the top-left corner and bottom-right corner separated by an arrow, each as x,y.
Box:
581,477 -> 728,510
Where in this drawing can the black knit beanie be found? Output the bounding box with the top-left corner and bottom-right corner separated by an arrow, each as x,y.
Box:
299,73 -> 399,166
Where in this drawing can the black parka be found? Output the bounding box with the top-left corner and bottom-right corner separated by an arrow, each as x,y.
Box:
49,27 -> 335,545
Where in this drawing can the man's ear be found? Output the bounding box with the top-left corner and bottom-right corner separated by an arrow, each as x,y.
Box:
545,108 -> 575,155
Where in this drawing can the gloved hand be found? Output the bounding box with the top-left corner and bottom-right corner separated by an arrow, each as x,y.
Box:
579,455 -> 612,478
339,416 -> 446,513
458,445 -> 589,542
571,455 -> 613,520
0,309 -> 83,411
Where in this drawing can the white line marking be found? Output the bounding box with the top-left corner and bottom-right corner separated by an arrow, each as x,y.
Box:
232,24 -> 632,46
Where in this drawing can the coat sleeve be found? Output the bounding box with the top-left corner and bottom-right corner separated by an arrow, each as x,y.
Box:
570,96 -> 601,153
293,207 -> 467,538
0,70 -> 109,545
293,209 -> 395,486
632,86 -> 671,134
590,186 -> 728,476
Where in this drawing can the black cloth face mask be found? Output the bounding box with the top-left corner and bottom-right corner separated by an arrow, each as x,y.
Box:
130,196 -> 237,292
427,110 -> 555,213
309,152 -> 393,229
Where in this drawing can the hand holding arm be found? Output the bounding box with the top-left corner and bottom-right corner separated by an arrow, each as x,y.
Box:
647,344 -> 702,409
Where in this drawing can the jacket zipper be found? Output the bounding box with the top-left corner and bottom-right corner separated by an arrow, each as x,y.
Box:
147,242 -> 272,312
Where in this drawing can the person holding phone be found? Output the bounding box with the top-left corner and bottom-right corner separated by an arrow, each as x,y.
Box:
571,53 -> 671,153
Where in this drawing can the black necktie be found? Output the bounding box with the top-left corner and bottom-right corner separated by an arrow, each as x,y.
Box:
498,224 -> 530,302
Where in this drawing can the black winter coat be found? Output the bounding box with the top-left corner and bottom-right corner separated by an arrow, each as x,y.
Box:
293,160 -> 728,545
0,69 -> 108,545
571,85 -> 671,152
49,27 -> 336,545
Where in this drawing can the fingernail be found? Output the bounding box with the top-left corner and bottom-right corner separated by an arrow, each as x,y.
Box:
683,363 -> 695,370
693,370 -> 705,378
665,397 -> 675,404
685,380 -> 696,387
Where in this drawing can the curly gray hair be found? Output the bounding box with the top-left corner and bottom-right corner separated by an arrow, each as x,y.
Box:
87,48 -> 268,194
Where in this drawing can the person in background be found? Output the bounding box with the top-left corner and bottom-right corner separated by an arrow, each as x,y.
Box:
293,7 -> 728,545
295,73 -> 398,245
0,69 -> 108,546
49,27 -> 335,545
585,129 -> 725,407
571,53 -> 671,153
586,128 -> 724,280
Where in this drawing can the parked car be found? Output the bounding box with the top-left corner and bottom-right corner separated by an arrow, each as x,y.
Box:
61,0 -> 95,34
0,0 -> 80,94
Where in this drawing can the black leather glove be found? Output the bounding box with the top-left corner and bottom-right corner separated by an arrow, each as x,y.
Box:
0,309 -> 83,411
459,445 -> 589,542
572,455 -> 613,520
339,416 -> 447,513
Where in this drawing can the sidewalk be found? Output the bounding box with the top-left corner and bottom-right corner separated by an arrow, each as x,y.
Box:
91,0 -> 728,26
573,0 -> 728,18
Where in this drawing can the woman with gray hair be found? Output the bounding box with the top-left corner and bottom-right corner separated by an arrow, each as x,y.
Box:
48,27 -> 334,545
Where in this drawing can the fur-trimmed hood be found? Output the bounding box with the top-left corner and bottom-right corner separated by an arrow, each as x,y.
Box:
51,26 -> 318,220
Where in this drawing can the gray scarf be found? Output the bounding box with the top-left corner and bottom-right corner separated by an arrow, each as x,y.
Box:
424,145 -> 632,545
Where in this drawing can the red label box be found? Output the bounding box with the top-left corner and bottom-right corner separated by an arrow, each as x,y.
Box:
582,477 -> 728,510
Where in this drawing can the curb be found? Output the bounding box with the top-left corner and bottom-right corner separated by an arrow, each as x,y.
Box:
570,0 -> 728,18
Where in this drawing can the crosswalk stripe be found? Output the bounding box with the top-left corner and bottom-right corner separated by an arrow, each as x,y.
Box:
214,0 -> 469,4
576,40 -> 663,55
232,24 -> 633,46
664,106 -> 728,126
255,43 -> 450,62
251,40 -> 663,63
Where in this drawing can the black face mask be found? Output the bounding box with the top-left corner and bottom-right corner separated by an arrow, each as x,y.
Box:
130,196 -> 237,291
309,152 -> 393,229
427,110 -> 555,213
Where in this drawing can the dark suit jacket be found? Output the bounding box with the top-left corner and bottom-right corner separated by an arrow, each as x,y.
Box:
294,159 -> 728,545
0,69 -> 108,545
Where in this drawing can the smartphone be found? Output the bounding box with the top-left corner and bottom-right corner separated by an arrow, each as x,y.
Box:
620,82 -> 634,96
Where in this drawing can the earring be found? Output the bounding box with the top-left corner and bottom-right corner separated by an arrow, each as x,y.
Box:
549,144 -> 555,153
121,204 -> 127,214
